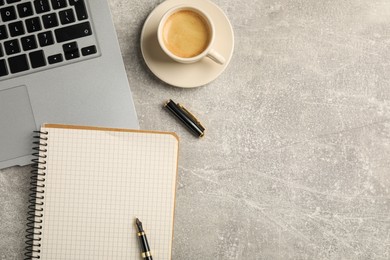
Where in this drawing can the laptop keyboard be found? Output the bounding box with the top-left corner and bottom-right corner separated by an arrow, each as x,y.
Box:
0,0 -> 99,80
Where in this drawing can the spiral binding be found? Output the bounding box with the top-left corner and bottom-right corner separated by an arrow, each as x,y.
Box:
25,130 -> 48,260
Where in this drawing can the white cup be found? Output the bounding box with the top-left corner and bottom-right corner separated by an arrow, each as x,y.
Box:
157,5 -> 225,65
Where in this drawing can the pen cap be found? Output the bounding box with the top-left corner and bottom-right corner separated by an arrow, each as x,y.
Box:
165,99 -> 205,137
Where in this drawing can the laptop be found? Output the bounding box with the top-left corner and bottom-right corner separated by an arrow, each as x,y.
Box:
0,0 -> 139,169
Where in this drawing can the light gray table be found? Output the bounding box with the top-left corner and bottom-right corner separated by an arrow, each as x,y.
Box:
1,0 -> 390,259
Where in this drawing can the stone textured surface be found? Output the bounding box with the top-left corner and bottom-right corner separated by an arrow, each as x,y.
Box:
1,0 -> 390,259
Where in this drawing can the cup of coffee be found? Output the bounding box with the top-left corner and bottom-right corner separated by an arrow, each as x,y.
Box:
157,5 -> 225,65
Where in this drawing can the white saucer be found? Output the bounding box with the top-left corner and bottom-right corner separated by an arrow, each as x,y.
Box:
140,0 -> 234,88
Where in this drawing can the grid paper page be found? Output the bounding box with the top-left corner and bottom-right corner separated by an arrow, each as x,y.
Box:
35,125 -> 178,260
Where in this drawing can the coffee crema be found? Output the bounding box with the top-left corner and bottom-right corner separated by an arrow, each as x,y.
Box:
162,10 -> 211,58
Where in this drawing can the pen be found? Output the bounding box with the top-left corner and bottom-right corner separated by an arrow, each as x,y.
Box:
164,99 -> 205,137
135,218 -> 153,260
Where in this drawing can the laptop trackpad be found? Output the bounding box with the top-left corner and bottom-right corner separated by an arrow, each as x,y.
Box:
0,86 -> 36,162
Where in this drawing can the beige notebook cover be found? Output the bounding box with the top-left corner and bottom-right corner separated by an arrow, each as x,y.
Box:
26,124 -> 179,260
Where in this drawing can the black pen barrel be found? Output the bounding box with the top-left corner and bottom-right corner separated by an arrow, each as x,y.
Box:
138,232 -> 153,260
165,100 -> 204,137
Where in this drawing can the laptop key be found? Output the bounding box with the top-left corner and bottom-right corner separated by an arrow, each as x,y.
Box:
21,35 -> 37,51
8,54 -> 29,73
42,12 -> 59,29
63,42 -> 79,60
0,44 -> 3,57
59,8 -> 75,25
38,31 -> 54,46
0,0 -> 4,6
6,0 -> 21,3
29,50 -> 46,68
48,53 -> 63,64
63,41 -> 79,60
63,41 -> 77,52
54,21 -> 92,43
25,17 -> 42,33
51,0 -> 67,10
69,0 -> 88,21
81,45 -> 96,56
64,50 -> 79,60
0,59 -> 7,77
17,2 -> 34,18
8,21 -> 25,37
1,6 -> 17,22
0,25 -> 8,40
4,39 -> 20,55
34,0 -> 50,14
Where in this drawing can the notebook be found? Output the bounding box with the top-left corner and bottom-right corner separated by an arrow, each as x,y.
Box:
25,124 -> 179,260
